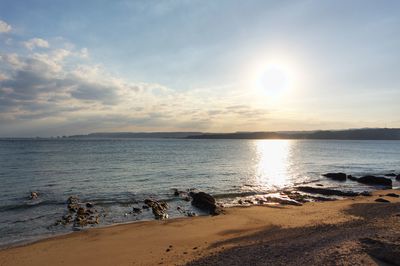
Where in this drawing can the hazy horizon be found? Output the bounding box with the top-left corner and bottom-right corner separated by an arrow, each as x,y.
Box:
1,1 -> 400,137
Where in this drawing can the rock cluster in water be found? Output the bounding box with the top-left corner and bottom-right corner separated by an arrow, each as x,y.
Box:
322,172 -> 394,188
54,196 -> 99,227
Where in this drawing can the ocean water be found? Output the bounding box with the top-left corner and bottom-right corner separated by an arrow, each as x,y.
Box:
0,138 -> 399,247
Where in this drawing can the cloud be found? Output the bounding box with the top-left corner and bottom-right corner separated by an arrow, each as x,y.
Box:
0,34 -> 279,137
0,20 -> 11,33
23,38 -> 50,50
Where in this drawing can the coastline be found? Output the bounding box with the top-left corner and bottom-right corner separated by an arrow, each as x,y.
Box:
0,189 -> 399,265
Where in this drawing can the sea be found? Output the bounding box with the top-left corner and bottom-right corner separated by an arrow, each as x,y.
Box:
0,138 -> 399,248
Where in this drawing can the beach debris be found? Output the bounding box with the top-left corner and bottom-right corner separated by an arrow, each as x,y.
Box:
360,237 -> 400,265
323,173 -> 347,181
296,186 -> 359,197
29,191 -> 39,200
386,193 -> 399,198
357,175 -> 392,188
144,199 -> 169,220
375,198 -> 390,203
189,191 -> 223,215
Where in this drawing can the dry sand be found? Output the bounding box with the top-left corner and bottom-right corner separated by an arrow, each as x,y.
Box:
0,189 -> 399,266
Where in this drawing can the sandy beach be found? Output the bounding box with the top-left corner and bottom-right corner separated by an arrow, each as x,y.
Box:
0,189 -> 399,266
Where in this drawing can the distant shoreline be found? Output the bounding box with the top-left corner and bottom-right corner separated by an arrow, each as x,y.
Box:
1,128 -> 400,140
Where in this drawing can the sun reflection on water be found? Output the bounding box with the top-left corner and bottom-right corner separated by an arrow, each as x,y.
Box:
254,139 -> 292,190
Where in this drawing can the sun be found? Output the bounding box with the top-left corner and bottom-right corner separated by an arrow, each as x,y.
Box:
252,62 -> 295,101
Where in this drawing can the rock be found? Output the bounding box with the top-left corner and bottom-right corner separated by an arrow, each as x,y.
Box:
29,191 -> 38,200
133,207 -> 142,213
67,195 -> 79,204
360,191 -> 372,196
396,174 -> 400,181
77,207 -> 86,215
142,205 -> 150,209
144,199 -> 169,220
347,175 -> 359,181
323,173 -> 347,181
357,175 -> 392,187
316,183 -> 324,186
375,198 -> 390,203
86,202 -> 94,208
189,192 -> 222,215
187,211 -> 196,217
360,238 -> 400,265
296,186 -> 359,197
385,193 -> 399,198
385,173 -> 396,177
238,199 -> 244,205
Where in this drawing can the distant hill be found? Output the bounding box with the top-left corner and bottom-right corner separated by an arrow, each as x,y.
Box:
186,128 -> 400,140
69,132 -> 202,139
68,128 -> 400,140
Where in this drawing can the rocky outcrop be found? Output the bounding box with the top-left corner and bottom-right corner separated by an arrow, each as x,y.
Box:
357,175 -> 392,187
55,196 -> 100,227
323,173 -> 347,181
144,199 -> 169,220
189,192 -> 222,215
386,193 -> 399,198
296,186 -> 359,197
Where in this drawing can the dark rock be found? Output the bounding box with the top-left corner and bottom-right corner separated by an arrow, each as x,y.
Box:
396,174 -> 400,180
29,191 -> 38,200
144,199 -> 169,220
172,188 -> 180,196
133,207 -> 142,213
360,191 -> 372,196
316,184 -> 324,186
357,175 -> 392,187
86,202 -> 94,208
375,198 -> 390,203
386,193 -> 399,198
142,205 -> 150,209
323,173 -> 347,181
347,175 -> 359,181
360,238 -> 400,265
77,207 -> 86,215
296,186 -> 359,197
182,196 -> 191,202
238,199 -> 244,205
385,173 -> 396,177
189,192 -> 222,215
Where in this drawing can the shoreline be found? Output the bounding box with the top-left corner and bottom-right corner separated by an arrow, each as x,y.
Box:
1,189 -> 399,265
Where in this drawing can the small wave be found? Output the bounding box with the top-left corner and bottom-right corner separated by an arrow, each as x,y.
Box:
0,200 -> 64,212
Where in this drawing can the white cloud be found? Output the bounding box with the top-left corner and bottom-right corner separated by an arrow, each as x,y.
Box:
23,38 -> 50,50
0,20 -> 11,33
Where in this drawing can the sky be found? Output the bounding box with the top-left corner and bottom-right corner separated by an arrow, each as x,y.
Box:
0,0 -> 399,137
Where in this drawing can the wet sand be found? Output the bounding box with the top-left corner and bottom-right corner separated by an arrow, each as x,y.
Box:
0,189 -> 399,266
